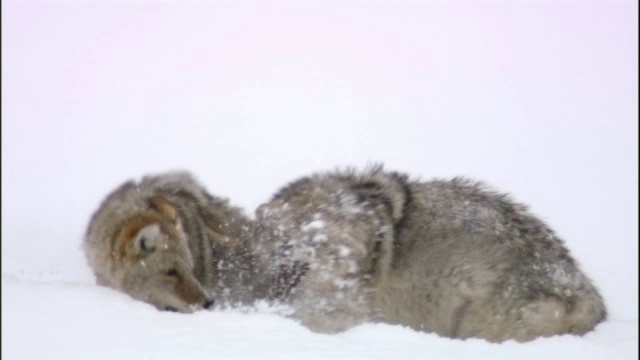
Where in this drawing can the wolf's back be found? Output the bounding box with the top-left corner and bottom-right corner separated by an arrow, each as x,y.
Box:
256,166 -> 606,341
381,176 -> 606,341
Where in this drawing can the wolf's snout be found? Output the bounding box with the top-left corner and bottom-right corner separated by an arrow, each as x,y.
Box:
203,298 -> 215,309
165,306 -> 179,312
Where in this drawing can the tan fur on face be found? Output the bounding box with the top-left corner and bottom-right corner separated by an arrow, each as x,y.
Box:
113,214 -> 162,260
149,195 -> 178,223
172,275 -> 208,305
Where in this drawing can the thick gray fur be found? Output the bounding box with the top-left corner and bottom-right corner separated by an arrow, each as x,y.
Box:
254,165 -> 606,342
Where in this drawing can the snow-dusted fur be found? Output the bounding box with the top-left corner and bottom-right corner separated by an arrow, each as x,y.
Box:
84,168 -> 606,342
83,172 -> 261,312
254,166 -> 607,342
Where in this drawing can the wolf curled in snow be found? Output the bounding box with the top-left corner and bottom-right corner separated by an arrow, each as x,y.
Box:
83,172 -> 262,313
255,166 -> 606,342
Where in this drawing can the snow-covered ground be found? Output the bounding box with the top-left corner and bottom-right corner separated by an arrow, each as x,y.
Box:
3,0 -> 637,359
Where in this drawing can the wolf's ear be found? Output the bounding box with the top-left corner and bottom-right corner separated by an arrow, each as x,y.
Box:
131,223 -> 160,255
149,195 -> 177,223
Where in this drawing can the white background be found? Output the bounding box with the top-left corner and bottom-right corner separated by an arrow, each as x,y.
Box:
2,0 -> 637,359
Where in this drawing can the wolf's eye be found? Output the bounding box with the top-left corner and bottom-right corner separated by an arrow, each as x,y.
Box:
166,269 -> 178,277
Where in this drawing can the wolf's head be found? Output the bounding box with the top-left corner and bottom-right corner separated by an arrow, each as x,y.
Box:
94,193 -> 214,313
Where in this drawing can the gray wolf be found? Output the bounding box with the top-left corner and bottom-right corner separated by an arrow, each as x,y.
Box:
254,166 -> 606,342
83,172 -> 261,313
